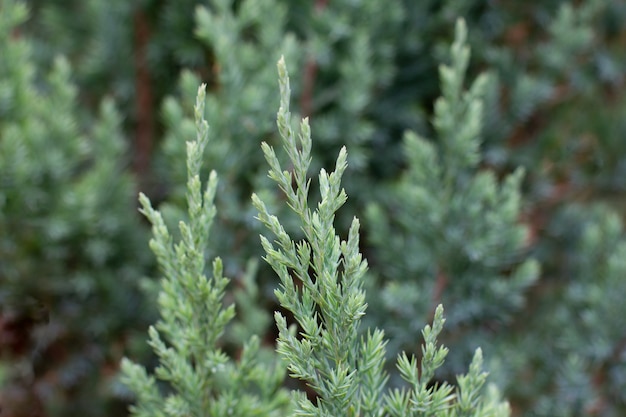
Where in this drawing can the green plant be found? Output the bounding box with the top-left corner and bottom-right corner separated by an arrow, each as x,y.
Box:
253,53 -> 510,416
121,84 -> 291,417
0,1 -> 152,415
364,15 -> 538,372
6,0 -> 626,414
123,23 -> 511,413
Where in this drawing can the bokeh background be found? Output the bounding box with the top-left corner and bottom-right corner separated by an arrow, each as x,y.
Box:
1,0 -> 626,415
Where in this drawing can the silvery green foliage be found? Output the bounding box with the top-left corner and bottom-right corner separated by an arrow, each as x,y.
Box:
0,1 -> 151,414
298,0 -> 404,173
480,0 -> 612,173
161,0 -> 300,192
121,86 -> 290,417
252,54 -> 510,417
510,204 -> 626,416
123,47 -> 510,416
156,1 -> 301,346
365,20 -> 539,367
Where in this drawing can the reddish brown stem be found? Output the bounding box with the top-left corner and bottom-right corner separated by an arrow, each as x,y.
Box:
315,0 -> 329,10
300,59 -> 317,118
299,0 -> 329,118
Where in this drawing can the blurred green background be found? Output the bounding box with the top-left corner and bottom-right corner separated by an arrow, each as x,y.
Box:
1,0 -> 625,415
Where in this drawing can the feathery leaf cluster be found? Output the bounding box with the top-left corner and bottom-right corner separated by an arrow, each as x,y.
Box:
124,25 -> 512,414
4,1 -> 626,415
365,21 -> 539,374
252,49 -> 510,415
121,85 -> 290,417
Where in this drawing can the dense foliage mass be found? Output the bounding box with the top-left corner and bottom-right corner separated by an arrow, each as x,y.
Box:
122,49 -> 511,416
1,0 -> 626,416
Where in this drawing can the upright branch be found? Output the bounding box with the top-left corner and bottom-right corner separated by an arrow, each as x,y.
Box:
121,85 -> 290,417
253,56 -> 379,416
253,48 -> 511,417
124,19 -> 512,417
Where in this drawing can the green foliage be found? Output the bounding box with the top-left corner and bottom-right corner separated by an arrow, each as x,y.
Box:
162,0 -> 299,185
283,0 -> 404,172
365,20 -> 538,369
155,0 -> 302,348
157,0 -> 296,252
125,52 -> 510,417
499,204 -> 626,415
121,84 -> 291,417
0,1 -> 152,415
254,55 -> 511,416
155,0 -> 406,352
23,0 -> 137,119
4,0 -> 626,415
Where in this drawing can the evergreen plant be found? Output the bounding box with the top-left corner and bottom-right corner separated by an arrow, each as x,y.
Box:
0,1 -> 152,415
123,24 -> 511,415
121,85 -> 291,416
3,0 -> 626,415
364,16 -> 539,372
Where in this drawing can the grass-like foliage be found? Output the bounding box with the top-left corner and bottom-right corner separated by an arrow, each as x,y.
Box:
123,19 -> 510,417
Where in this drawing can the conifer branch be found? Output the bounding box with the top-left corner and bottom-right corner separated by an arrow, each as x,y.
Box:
252,46 -> 510,416
125,18 -> 511,417
122,83 -> 290,417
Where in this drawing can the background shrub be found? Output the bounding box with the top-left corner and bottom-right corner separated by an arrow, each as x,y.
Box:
1,0 -> 625,415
